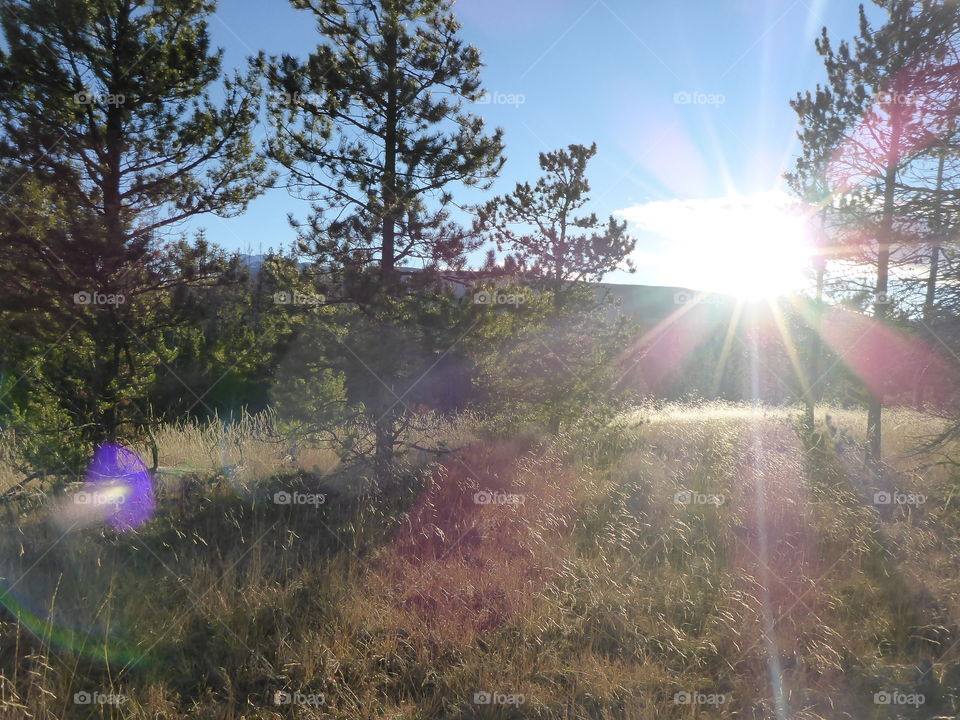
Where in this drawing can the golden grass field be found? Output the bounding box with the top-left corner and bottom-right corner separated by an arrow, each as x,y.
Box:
0,403 -> 957,719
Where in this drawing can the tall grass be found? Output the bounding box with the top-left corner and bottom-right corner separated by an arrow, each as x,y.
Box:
0,403 -> 958,718
132,410 -> 340,486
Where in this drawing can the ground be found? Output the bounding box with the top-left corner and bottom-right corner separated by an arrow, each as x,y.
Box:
0,403 -> 957,719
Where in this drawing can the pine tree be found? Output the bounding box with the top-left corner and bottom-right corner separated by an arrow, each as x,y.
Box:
787,61 -> 850,430
0,0 -> 268,453
474,143 -> 637,433
476,143 -> 636,314
791,0 -> 960,467
266,0 -> 504,286
265,0 -> 504,483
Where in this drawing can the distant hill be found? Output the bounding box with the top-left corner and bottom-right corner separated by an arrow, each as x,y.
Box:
236,253 -> 738,321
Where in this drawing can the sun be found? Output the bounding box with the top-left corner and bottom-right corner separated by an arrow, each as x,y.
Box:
705,203 -> 811,299
619,191 -> 815,300
675,194 -> 812,299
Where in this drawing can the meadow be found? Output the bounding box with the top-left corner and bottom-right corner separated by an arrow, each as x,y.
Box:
0,403 -> 956,719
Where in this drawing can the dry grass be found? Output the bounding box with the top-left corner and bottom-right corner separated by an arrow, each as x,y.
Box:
0,403 -> 959,718
133,410 -> 341,488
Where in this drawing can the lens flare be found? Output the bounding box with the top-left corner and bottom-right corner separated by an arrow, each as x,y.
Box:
0,446 -> 158,666
54,444 -> 156,532
88,444 -> 155,531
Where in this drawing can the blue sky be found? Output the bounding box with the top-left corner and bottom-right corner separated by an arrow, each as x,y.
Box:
196,0 -> 865,289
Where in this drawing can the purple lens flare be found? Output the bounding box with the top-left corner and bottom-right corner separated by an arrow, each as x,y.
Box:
84,444 -> 155,531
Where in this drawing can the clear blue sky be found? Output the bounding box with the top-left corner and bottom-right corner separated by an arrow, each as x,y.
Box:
195,0 -> 865,288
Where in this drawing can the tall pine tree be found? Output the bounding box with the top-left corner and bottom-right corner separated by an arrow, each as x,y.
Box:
0,0 -> 268,455
792,0 -> 960,467
265,0 -> 504,483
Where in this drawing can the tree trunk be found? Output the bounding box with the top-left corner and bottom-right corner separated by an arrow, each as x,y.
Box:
804,263 -> 825,429
95,6 -> 129,448
922,150 -> 946,322
374,409 -> 395,486
915,151 -> 945,407
867,233 -> 891,471
923,244 -> 940,323
381,24 -> 399,285
866,76 -> 907,471
867,161 -> 899,471
372,22 -> 400,485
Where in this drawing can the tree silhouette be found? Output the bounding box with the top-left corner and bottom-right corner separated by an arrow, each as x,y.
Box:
0,0 -> 268,452
265,0 -> 505,483
476,142 -> 636,313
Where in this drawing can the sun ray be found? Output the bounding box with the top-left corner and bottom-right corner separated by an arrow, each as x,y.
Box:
710,299 -> 746,397
765,297 -> 814,405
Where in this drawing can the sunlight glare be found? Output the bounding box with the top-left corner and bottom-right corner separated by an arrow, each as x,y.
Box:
675,194 -> 811,299
619,191 -> 814,300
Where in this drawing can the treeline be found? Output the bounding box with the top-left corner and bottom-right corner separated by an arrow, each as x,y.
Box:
0,0 -> 640,484
5,0 -> 960,485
